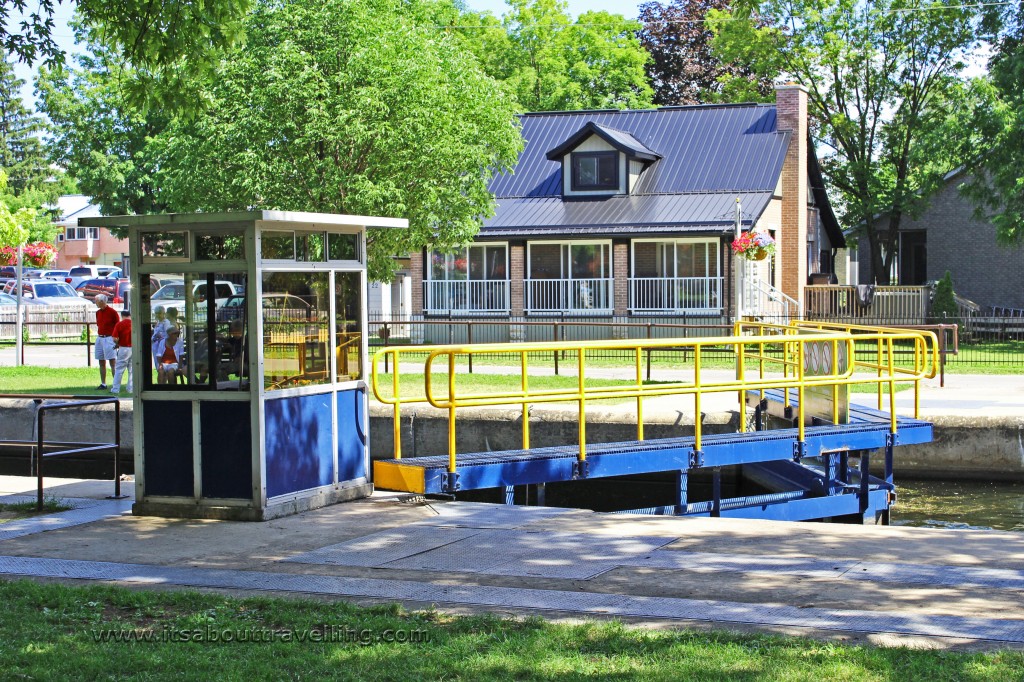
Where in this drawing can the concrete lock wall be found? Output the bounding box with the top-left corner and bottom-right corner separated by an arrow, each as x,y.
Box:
0,400 -> 1021,482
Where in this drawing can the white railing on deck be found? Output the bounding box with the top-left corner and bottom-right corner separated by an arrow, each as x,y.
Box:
628,276 -> 724,313
805,285 -> 929,323
525,278 -> 612,314
424,280 -> 509,314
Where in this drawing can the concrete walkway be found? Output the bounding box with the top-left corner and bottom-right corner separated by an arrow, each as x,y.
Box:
2,475 -> 1024,651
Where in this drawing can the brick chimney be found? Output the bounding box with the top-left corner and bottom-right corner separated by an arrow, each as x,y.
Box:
775,83 -> 809,305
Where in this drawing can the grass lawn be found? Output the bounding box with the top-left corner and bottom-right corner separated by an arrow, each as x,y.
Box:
1,580 -> 1021,681
0,366 -> 118,396
0,366 -> 911,402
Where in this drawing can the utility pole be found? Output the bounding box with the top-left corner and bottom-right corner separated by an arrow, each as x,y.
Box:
15,243 -> 23,366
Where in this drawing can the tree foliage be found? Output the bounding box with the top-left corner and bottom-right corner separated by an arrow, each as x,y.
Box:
958,4 -> 1024,245
457,0 -> 654,111
638,0 -> 773,105
1,0 -> 249,68
0,58 -> 50,194
0,170 -> 40,248
150,0 -> 523,281
37,49 -> 170,217
712,0 -> 983,284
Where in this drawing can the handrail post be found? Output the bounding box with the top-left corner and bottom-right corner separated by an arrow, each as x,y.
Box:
635,346 -> 644,442
577,348 -> 586,463
113,398 -> 121,498
36,408 -> 44,511
448,352 -> 457,474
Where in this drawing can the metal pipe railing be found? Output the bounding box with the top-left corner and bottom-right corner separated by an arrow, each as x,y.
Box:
0,394 -> 123,510
371,321 -> 938,474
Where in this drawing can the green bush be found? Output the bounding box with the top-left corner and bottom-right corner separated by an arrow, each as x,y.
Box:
929,271 -> 961,328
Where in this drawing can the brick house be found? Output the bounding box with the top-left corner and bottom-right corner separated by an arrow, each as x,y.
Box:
408,84 -> 843,331
859,169 -> 1024,310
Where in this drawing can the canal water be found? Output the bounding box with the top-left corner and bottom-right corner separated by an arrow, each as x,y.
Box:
892,478 -> 1024,532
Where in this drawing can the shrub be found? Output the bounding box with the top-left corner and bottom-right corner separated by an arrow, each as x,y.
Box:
929,271 -> 961,328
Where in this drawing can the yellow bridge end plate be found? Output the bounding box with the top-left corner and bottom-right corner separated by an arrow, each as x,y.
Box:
373,462 -> 426,494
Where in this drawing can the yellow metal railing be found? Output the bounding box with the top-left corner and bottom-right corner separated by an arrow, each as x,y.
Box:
371,321 -> 938,475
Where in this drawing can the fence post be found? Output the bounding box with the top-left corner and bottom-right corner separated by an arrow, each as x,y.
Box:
553,321 -> 559,376
646,322 -> 653,382
468,323 -> 473,374
86,320 -> 92,368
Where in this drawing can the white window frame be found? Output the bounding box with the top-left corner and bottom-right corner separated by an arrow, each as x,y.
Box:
526,240 -> 613,280
426,243 -> 509,282
631,237 -> 720,280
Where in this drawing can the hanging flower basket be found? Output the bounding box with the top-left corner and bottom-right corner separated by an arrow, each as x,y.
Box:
0,242 -> 58,268
731,231 -> 776,262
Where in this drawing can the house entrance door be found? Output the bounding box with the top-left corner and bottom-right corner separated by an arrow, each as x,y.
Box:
899,231 -> 927,285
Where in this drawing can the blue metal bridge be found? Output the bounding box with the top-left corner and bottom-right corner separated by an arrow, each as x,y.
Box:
372,322 -> 938,523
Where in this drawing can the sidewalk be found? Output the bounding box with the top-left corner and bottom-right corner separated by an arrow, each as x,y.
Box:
2,474 -> 1024,649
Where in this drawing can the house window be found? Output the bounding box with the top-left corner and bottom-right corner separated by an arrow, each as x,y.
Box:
429,244 -> 507,282
426,244 -> 508,313
571,152 -> 618,191
526,241 -> 612,312
630,239 -> 722,312
65,227 -> 99,240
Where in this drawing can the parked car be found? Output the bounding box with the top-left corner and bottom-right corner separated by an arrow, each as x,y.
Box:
77,278 -> 136,306
2,280 -> 91,308
217,293 -> 315,322
150,280 -> 240,316
0,292 -> 17,305
40,269 -> 70,281
65,265 -> 123,289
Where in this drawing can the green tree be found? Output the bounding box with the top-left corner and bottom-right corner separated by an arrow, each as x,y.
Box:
458,0 -> 653,111
712,0 -> 983,284
37,48 -> 170,217
153,0 -> 523,281
638,0 -> 774,106
1,0 -> 249,69
958,5 -> 1024,245
0,58 -> 50,194
0,170 -> 38,248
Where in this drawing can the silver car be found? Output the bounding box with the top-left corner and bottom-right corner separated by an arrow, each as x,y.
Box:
3,280 -> 91,308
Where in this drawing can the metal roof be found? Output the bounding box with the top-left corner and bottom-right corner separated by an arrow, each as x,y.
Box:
478,191 -> 774,239
483,104 -> 792,235
545,122 -> 661,162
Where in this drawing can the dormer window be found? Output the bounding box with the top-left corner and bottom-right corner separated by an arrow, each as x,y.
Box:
547,121 -> 661,198
572,152 -> 618,191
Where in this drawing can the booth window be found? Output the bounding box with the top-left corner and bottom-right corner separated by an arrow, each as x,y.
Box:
262,231 -> 295,260
328,233 -> 359,261
335,272 -> 362,381
262,271 -> 330,391
297,232 -> 326,262
197,231 -> 245,260
141,232 -> 189,261
143,272 -> 248,390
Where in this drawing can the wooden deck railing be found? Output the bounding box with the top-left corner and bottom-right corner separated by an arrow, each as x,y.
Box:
804,285 -> 930,323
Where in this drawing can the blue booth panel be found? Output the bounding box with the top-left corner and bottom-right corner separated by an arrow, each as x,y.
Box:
142,400 -> 194,497
200,401 -> 253,499
265,393 -> 333,498
336,388 -> 366,482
